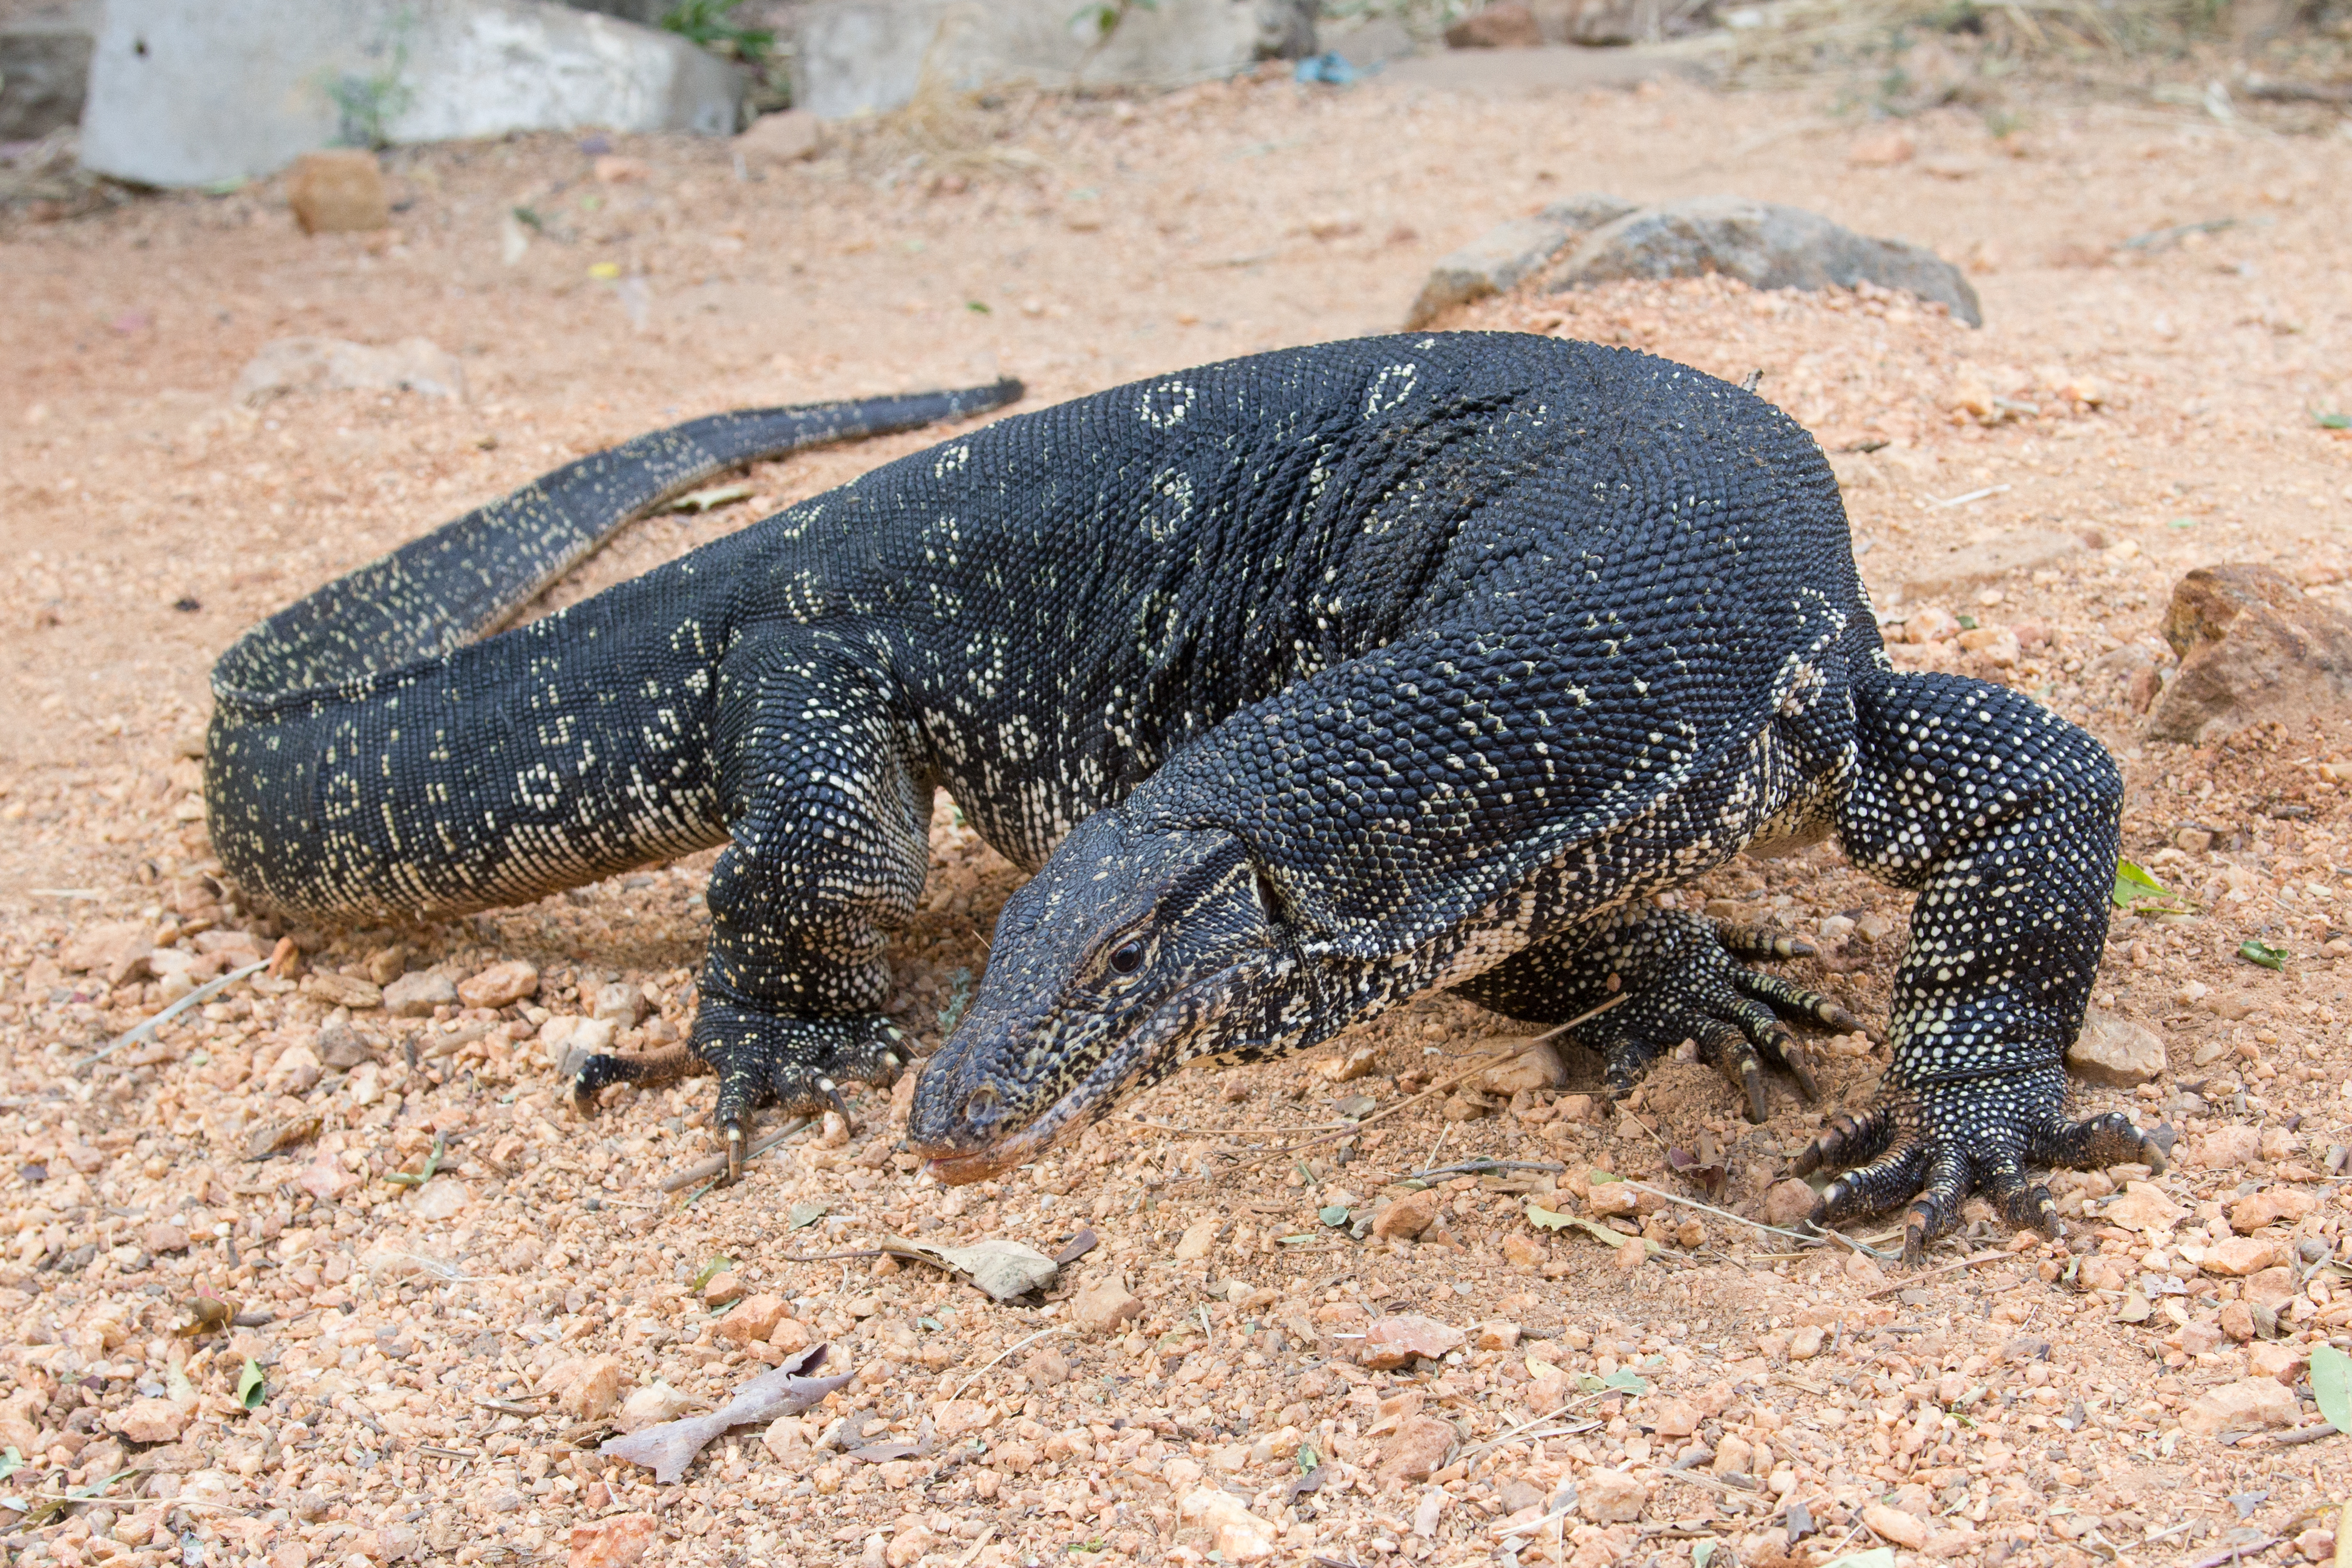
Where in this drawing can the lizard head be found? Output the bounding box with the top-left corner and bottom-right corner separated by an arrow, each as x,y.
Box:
906,807 -> 1305,1184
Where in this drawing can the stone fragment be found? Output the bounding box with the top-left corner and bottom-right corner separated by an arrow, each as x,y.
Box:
1579,1469 -> 1647,1523
1480,1039 -> 1567,1094
382,970 -> 457,1018
1788,1324 -> 1824,1361
301,971 -> 381,1010
1359,1314 -> 1466,1370
616,1382 -> 698,1433
2230,1187 -> 2318,1232
593,981 -> 645,1025
717,1294 -> 787,1345
2068,1009 -> 2165,1088
1376,1414 -> 1459,1485
1177,1487 -> 1275,1563
2194,1125 -> 2264,1170
1762,1178 -> 1817,1227
1445,2 -> 1542,46
2244,1267 -> 2300,1310
236,337 -> 465,407
1405,192 -> 1638,328
82,0 -> 744,189
566,1512 -> 657,1568
1373,1188 -> 1442,1240
884,1525 -> 934,1568
1901,530 -> 2080,603
364,944 -> 408,986
1071,1278 -> 1144,1331
1958,626 -> 2020,667
60,921 -> 155,985
1585,1179 -> 1640,1219
2201,1236 -> 2280,1277
103,1397 -> 189,1445
1502,1232 -> 1547,1268
1476,1319 -> 1523,1351
145,1221 -> 191,1255
411,1178 -> 467,1222
287,149 -> 388,234
459,959 -> 538,1010
768,1317 -> 813,1354
2180,1377 -> 2299,1436
1318,1042 -> 1379,1081
2148,564 -> 2352,745
932,1400 -> 994,1439
561,1357 -> 626,1422
1550,196 -> 1981,327
2103,1180 -> 2184,1233
1861,1502 -> 1929,1550
1173,1218 -> 1218,1261
2250,1342 -> 2309,1383
267,1042 -> 322,1094
1558,0 -> 1713,45
1648,1397 -> 1699,1438
737,109 -> 823,164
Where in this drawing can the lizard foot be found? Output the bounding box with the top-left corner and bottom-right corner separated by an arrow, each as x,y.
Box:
1585,912 -> 1858,1123
1794,1067 -> 2172,1264
698,1004 -> 914,1181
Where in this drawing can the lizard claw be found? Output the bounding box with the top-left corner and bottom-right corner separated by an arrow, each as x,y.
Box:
1801,1067 -> 2174,1264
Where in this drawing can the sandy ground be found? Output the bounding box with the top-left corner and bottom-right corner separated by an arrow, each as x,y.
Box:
5,38 -> 2352,1568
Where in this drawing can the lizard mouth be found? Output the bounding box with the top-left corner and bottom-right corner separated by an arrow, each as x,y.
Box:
910,962 -> 1258,1186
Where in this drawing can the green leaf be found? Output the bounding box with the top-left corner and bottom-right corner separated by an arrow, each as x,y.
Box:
966,300 -> 991,314
1956,613 -> 1978,631
237,1358 -> 267,1410
1296,1443 -> 1319,1472
1526,1204 -> 1575,1230
2238,938 -> 2290,970
1318,1204 -> 1351,1226
1587,1170 -> 1624,1184
0,1448 -> 20,1482
2313,1344 -> 2352,1432
1602,1367 -> 1650,1394
2316,412 -> 2351,430
386,1134 -> 445,1187
787,1201 -> 828,1230
2167,516 -> 2198,529
690,1255 -> 734,1291
1693,1541 -> 1716,1568
2111,860 -> 2170,908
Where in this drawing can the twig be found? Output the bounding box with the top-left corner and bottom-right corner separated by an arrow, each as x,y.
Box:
1259,996 -> 1626,1158
2189,1536 -> 2281,1568
1861,1249 -> 2011,1297
2270,1422 -> 2343,1447
1391,1158 -> 1567,1184
953,1526 -> 997,1568
944,1326 -> 1072,1402
658,1117 -> 813,1193
1932,484 -> 2012,509
1617,1180 -> 1822,1247
1454,1391 -> 1607,1464
78,960 -> 268,1071
2121,216 -> 2236,251
775,1249 -> 887,1264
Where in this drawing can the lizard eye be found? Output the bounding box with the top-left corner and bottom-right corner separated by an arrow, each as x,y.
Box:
1108,939 -> 1146,975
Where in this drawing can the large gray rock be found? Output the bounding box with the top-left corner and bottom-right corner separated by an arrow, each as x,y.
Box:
81,0 -> 745,189
1405,193 -> 1639,329
1549,195 -> 1982,327
792,0 -> 1310,120
2146,563 -> 2352,746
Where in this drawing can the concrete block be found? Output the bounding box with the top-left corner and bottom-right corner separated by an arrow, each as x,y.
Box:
0,0 -> 97,142
81,0 -> 746,189
792,0 -> 1305,121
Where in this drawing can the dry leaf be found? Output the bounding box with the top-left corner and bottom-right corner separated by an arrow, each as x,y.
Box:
598,1346 -> 850,1483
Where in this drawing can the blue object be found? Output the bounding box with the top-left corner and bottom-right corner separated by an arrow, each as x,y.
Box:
1293,51 -> 1368,85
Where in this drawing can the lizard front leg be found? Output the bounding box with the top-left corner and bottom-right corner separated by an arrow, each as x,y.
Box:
1454,907 -> 1862,1122
1812,667 -> 2169,1261
570,631 -> 928,1177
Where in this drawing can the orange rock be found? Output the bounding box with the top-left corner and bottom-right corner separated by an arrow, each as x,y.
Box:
560,1356 -> 625,1421
1359,1314 -> 1466,1370
567,1512 -> 657,1568
1372,1188 -> 1442,1240
1376,1414 -> 1459,1486
1071,1278 -> 1143,1331
716,1294 -> 786,1345
459,959 -> 539,1010
2201,1236 -> 2281,1277
287,151 -> 389,235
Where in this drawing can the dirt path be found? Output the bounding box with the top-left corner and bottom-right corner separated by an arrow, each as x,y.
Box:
2,51 -> 2351,1568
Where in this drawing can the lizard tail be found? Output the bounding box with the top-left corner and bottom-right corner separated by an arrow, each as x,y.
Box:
211,379 -> 1023,707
